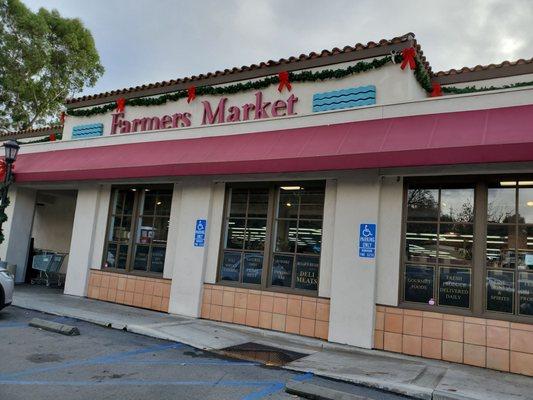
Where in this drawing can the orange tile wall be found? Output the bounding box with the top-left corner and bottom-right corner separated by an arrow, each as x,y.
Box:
87,269 -> 171,312
374,305 -> 533,377
201,284 -> 330,340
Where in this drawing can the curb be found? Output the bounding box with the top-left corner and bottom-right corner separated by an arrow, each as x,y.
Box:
14,303 -> 481,400
285,379 -> 368,400
29,317 -> 80,336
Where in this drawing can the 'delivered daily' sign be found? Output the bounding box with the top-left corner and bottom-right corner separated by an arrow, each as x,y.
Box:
358,223 -> 376,258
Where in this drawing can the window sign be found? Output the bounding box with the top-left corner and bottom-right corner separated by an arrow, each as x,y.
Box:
404,265 -> 434,304
194,219 -> 207,247
439,267 -> 470,308
486,270 -> 515,313
150,247 -> 166,273
243,253 -> 263,284
519,272 -> 533,316
295,255 -> 319,291
271,254 -> 293,287
359,223 -> 376,258
220,251 -> 241,281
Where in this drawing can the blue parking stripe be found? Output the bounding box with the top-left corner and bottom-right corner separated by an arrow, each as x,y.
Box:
241,383 -> 285,400
0,343 -> 184,380
0,379 -> 284,387
121,360 -> 259,366
292,372 -> 314,381
0,322 -> 27,329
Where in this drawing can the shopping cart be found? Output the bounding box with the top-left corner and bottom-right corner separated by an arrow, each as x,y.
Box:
31,251 -> 67,287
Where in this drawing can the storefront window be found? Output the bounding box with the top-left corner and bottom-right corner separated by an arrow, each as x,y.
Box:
486,182 -> 533,316
103,185 -> 173,275
402,178 -> 533,321
220,187 -> 268,284
403,186 -> 474,309
218,182 -> 325,293
271,186 -> 323,291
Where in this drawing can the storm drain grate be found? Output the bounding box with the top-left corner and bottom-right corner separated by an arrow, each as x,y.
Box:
219,342 -> 307,366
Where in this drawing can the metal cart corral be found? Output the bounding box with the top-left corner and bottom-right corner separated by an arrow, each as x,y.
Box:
31,251 -> 67,287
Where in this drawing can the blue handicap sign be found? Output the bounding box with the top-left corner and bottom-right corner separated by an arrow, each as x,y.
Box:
359,223 -> 376,258
194,219 -> 207,247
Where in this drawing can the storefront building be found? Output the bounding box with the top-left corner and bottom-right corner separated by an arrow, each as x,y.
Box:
2,33 -> 533,376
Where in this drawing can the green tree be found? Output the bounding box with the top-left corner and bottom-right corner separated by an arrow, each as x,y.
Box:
0,0 -> 103,133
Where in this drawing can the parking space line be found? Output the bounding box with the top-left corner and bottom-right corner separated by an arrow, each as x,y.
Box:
120,360 -> 259,366
240,383 -> 285,400
0,343 -> 184,380
0,379 -> 285,387
0,322 -> 27,329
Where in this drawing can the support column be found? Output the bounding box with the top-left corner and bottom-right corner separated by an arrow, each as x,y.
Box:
168,178 -> 214,317
328,172 -> 380,348
64,185 -> 102,297
0,186 -> 36,283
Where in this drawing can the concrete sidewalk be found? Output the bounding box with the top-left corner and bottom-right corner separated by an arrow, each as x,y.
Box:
12,285 -> 533,400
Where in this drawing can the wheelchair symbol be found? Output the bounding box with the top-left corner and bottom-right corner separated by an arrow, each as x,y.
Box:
362,225 -> 372,237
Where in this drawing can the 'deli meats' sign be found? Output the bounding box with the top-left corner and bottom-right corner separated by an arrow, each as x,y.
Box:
110,91 -> 298,135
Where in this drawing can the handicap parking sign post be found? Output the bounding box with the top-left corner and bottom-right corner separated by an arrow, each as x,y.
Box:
359,223 -> 376,258
194,219 -> 207,247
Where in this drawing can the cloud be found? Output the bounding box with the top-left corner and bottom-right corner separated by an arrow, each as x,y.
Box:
22,0 -> 533,96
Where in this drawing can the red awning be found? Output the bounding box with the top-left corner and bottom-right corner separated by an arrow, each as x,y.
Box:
13,104 -> 533,182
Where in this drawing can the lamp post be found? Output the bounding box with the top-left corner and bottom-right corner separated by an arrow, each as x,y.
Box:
0,140 -> 20,210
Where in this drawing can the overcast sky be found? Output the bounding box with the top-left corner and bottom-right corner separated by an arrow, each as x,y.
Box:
24,0 -> 533,97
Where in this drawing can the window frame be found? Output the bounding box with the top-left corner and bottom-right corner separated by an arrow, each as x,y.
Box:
399,176 -> 533,323
101,184 -> 173,278
216,181 -> 325,296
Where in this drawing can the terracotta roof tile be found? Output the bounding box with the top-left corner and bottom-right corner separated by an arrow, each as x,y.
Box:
0,125 -> 62,140
67,32 -> 422,106
434,57 -> 533,77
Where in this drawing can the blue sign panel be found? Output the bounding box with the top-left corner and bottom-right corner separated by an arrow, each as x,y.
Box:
359,223 -> 376,258
194,219 -> 207,247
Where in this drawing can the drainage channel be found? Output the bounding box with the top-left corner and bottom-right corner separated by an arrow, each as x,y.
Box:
217,342 -> 308,366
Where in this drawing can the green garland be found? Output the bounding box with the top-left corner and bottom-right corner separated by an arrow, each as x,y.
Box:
68,54 -> 403,117
0,181 -> 12,244
66,50 -> 533,117
414,58 -> 433,92
20,132 -> 63,145
442,80 -> 533,94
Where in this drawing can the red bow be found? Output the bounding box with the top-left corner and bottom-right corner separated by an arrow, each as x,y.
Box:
278,71 -> 292,92
187,86 -> 196,103
430,83 -> 442,97
0,160 -> 6,182
60,112 -> 66,124
116,98 -> 126,112
49,133 -> 56,142
400,47 -> 416,70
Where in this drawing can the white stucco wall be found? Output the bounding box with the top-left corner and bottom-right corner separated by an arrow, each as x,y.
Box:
328,171 -> 380,349
168,178 -> 214,317
64,185 -> 106,296
0,186 -> 36,282
375,176 -> 404,306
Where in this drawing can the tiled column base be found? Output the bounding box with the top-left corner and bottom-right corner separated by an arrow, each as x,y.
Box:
374,305 -> 533,377
201,284 -> 330,340
87,269 -> 171,312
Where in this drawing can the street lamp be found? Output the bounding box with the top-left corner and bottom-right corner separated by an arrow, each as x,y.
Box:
0,140 -> 19,208
3,140 -> 20,164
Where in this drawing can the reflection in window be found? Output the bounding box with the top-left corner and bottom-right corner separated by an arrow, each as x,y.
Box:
485,182 -> 533,316
220,188 -> 269,284
103,186 -> 172,274
271,185 -> 324,292
403,186 -> 474,309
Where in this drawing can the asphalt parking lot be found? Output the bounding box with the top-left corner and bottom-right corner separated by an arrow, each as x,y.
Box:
0,307 -> 411,400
